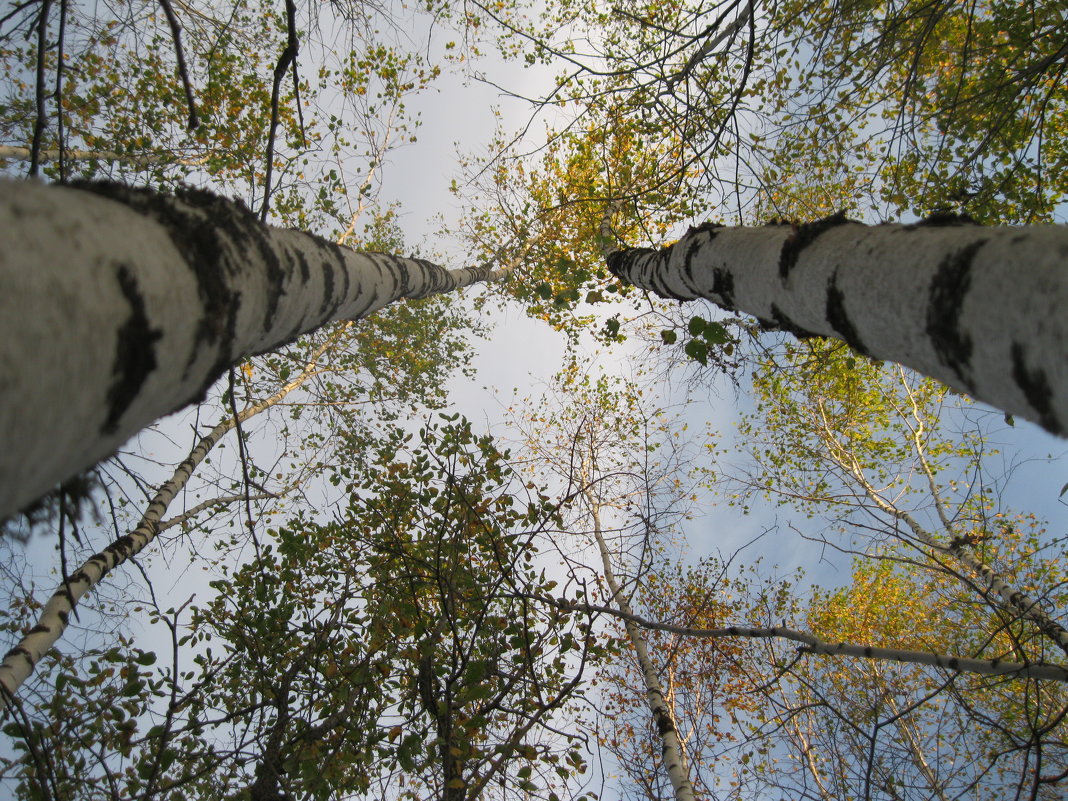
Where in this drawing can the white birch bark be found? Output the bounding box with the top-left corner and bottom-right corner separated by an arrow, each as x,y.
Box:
607,217 -> 1068,435
841,452 -> 1068,657
0,351 -> 321,696
585,496 -> 698,801
0,179 -> 507,520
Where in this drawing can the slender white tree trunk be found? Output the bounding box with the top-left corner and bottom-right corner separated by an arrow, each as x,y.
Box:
0,180 -> 506,519
607,217 -> 1068,435
0,348 -> 325,696
585,495 -> 698,801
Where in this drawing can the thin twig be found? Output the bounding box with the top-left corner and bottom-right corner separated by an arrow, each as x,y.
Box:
29,0 -> 51,177
259,0 -> 298,221
54,0 -> 66,181
157,0 -> 199,129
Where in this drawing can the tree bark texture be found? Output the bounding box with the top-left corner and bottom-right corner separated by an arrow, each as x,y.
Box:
0,345 -> 327,696
587,500 -> 698,801
608,215 -> 1068,436
0,179 -> 505,520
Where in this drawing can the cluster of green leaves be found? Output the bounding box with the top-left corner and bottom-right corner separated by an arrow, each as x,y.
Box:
0,418 -> 600,801
758,527 -> 1068,798
711,338 -> 1068,797
0,586 -> 218,800
755,0 -> 1068,222
731,338 -> 972,519
344,418 -> 595,801
0,0 -> 445,233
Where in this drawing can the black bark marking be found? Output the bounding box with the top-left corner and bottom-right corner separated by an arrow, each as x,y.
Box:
608,247 -> 688,300
926,240 -> 985,387
760,304 -> 820,339
711,268 -> 735,310
71,181 -> 247,402
826,269 -> 868,355
295,249 -> 311,284
1011,343 -> 1061,434
104,534 -> 135,557
320,252 -> 336,319
680,223 -> 720,297
73,182 -> 238,342
3,646 -> 32,662
103,266 -> 163,434
778,211 -> 851,282
908,210 -> 977,228
652,707 -> 675,736
677,237 -> 702,297
27,625 -> 49,635
687,221 -> 723,237
337,248 -> 352,310
253,230 -> 285,331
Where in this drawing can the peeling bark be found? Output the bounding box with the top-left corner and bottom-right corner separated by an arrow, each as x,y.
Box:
608,217 -> 1068,435
0,179 -> 507,520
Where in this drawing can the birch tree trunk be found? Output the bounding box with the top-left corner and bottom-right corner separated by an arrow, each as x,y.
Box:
607,217 -> 1068,435
0,179 -> 507,520
0,336 -> 334,696
584,493 -> 698,801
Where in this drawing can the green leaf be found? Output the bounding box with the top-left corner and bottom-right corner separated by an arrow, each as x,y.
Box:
688,316 -> 706,336
535,283 -> 553,300
701,321 -> 729,345
660,329 -> 678,345
684,339 -> 709,365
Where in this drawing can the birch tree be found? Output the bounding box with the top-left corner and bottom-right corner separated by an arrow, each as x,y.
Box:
0,179 -> 510,522
706,338 -> 1068,798
581,471 -> 697,801
5,0 -> 1068,524
604,215 -> 1068,436
508,365 -> 710,801
466,0 -> 1068,433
